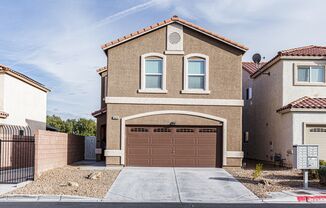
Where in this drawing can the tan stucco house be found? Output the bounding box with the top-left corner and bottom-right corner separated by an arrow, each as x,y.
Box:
242,45 -> 326,166
93,16 -> 248,167
0,64 -> 50,134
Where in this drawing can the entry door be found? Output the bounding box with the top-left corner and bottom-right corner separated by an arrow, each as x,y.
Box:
125,126 -> 223,167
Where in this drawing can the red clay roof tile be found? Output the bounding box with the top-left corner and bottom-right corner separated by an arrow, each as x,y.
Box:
242,62 -> 266,75
277,96 -> 326,112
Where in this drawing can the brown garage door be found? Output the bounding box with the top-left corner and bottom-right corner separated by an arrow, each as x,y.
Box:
126,125 -> 222,167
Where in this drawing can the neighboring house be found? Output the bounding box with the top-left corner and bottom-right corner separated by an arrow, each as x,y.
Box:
243,45 -> 326,166
0,64 -> 49,134
92,16 -> 248,167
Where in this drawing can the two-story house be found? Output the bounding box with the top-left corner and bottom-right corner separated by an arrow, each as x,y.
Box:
93,16 -> 248,167
243,45 -> 326,166
0,64 -> 49,134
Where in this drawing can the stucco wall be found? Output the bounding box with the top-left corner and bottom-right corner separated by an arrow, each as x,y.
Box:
247,60 -> 291,162
282,59 -> 326,105
0,74 -> 47,134
107,25 -> 243,99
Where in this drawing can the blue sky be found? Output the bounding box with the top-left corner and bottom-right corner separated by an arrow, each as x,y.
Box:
1,0 -> 326,119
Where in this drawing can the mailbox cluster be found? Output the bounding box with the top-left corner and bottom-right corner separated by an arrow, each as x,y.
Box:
293,145 -> 319,170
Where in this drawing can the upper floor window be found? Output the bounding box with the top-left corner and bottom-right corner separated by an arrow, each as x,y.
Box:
182,53 -> 210,94
145,59 -> 163,88
295,65 -> 326,85
139,53 -> 167,93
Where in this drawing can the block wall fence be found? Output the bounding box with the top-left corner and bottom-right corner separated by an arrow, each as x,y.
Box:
34,130 -> 85,177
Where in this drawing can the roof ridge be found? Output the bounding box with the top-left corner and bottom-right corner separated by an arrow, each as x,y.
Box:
101,16 -> 248,51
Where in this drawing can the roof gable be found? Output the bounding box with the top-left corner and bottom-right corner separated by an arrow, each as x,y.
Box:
101,16 -> 248,52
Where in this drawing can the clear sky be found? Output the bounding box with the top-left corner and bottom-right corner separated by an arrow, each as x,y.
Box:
1,0 -> 326,119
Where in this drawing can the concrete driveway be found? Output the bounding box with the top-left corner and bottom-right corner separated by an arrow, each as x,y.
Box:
105,167 -> 259,203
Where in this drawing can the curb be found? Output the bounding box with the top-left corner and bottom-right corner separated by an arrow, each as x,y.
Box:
0,195 -> 101,202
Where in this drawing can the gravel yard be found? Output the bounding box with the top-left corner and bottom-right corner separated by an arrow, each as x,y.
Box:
8,166 -> 120,198
225,160 -> 325,198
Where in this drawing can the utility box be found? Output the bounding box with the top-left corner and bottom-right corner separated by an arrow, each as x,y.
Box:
293,145 -> 319,170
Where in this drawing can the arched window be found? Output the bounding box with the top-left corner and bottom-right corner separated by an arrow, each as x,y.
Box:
138,53 -> 167,93
182,53 -> 210,94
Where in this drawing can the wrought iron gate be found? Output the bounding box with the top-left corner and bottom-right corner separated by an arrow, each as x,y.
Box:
0,125 -> 35,183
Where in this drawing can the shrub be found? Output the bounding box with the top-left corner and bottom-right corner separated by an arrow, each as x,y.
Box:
320,160 -> 326,166
318,166 -> 326,185
253,163 -> 263,179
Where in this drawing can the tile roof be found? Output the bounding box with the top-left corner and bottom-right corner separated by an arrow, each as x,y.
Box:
242,62 -> 266,75
0,64 -> 50,92
0,111 -> 9,119
277,96 -> 326,113
101,16 -> 248,52
279,45 -> 326,56
251,45 -> 326,78
92,107 -> 107,117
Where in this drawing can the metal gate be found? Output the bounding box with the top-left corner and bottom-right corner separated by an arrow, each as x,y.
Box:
0,125 -> 35,183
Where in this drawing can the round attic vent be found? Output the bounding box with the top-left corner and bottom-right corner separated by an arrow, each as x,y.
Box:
169,32 -> 181,44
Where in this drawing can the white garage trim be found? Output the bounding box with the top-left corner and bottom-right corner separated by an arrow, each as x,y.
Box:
106,110 -> 229,166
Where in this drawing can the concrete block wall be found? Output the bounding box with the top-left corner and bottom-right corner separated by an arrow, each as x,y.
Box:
34,130 -> 84,177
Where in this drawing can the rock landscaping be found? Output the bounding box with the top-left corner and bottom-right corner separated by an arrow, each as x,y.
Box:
7,166 -> 120,198
225,160 -> 326,198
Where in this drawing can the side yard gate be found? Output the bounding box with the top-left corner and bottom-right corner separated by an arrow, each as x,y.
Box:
0,125 -> 35,183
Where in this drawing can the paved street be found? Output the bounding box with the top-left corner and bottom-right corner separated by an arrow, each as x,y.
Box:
0,202 -> 325,208
105,167 -> 259,203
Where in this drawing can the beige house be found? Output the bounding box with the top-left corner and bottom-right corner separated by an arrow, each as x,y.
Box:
0,64 -> 49,134
243,45 -> 326,166
93,16 -> 248,167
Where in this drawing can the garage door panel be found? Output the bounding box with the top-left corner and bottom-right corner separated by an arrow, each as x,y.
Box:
197,159 -> 216,167
126,125 -> 222,167
151,159 -> 174,167
127,147 -> 150,155
306,125 -> 326,160
151,147 -> 173,155
127,137 -> 150,145
151,137 -> 173,145
127,159 -> 150,166
198,137 -> 216,145
175,159 -> 196,167
174,137 -> 196,145
198,147 -> 216,156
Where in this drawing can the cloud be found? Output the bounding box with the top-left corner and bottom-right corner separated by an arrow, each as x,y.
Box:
1,0 -> 158,119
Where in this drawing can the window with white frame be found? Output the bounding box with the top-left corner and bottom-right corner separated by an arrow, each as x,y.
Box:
296,65 -> 326,84
139,53 -> 167,93
182,54 -> 209,93
145,58 -> 163,89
